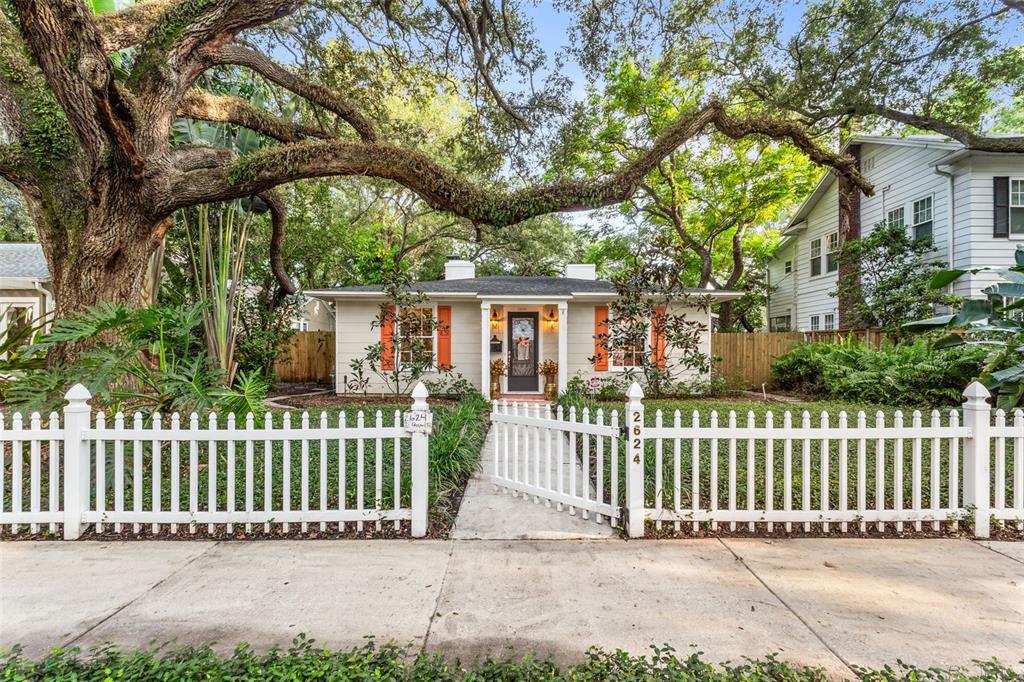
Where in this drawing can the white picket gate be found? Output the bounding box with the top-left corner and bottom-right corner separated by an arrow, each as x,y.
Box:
490,401 -> 621,524
493,382 -> 1023,538
0,383 -> 432,539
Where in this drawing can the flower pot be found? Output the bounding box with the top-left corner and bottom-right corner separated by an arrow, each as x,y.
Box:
490,378 -> 501,397
544,376 -> 557,400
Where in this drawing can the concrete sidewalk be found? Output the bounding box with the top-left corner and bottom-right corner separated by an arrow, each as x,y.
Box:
2,538 -> 1021,678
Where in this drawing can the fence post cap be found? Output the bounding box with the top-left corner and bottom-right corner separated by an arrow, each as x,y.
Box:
63,383 -> 92,403
626,381 -> 644,400
410,382 -> 429,410
962,381 -> 991,401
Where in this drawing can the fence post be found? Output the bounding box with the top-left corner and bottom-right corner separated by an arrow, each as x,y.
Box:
625,382 -> 645,538
962,381 -> 992,539
406,382 -> 432,538
62,384 -> 92,540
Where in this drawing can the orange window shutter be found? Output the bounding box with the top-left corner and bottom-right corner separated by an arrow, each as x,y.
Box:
651,306 -> 667,369
436,305 -> 452,369
594,305 -> 609,371
381,305 -> 396,370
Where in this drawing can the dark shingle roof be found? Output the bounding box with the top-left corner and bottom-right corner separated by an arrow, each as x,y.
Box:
314,276 -> 617,296
0,243 -> 49,279
310,275 -> 735,299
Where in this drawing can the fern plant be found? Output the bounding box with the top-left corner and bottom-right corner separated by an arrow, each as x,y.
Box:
6,303 -> 266,416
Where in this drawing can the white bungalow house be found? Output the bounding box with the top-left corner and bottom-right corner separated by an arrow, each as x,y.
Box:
766,135 -> 1024,332
308,260 -> 740,399
0,243 -> 53,338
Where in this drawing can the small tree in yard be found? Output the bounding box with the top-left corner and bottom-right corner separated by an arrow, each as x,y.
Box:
594,243 -> 711,398
351,264 -> 445,396
832,222 -> 960,334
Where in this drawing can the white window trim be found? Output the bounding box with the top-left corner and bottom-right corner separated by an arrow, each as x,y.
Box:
0,298 -> 39,334
809,238 -> 823,278
910,194 -> 935,242
809,315 -> 821,331
824,313 -> 836,330
608,310 -> 652,372
396,303 -> 438,370
887,206 -> 905,230
825,231 -> 839,273
1009,177 -> 1024,238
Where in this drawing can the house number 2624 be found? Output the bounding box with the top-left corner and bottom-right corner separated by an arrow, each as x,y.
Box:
632,411 -> 642,463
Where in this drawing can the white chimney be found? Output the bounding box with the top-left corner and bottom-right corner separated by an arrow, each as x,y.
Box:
563,263 -> 597,280
444,258 -> 476,280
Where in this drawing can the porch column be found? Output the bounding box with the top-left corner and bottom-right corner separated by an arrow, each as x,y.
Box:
480,302 -> 491,400
557,301 -> 568,395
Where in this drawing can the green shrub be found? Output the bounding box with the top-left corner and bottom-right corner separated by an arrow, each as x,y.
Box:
429,392 -> 489,527
770,340 -> 990,406
1,639 -> 1017,681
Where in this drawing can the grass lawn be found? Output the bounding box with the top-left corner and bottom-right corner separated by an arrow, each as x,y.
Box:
564,396 -> 1021,533
1,396 -> 489,537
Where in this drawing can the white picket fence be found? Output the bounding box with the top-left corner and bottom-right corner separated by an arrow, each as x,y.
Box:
491,402 -> 621,523
493,382 -> 1024,538
0,384 -> 432,539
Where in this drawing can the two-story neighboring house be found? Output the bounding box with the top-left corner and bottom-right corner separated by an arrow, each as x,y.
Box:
766,135 -> 1024,332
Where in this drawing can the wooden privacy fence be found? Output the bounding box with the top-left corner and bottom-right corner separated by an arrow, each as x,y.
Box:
491,382 -> 1023,538
712,329 -> 891,388
712,332 -> 802,388
274,331 -> 335,382
0,383 -> 433,539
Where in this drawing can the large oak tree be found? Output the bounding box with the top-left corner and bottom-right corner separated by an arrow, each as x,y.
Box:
0,0 -> 1017,360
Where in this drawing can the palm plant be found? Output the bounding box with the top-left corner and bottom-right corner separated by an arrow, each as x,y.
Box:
904,245 -> 1024,408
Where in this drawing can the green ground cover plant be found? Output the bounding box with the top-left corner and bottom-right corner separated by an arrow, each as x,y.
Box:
0,395 -> 488,537
769,340 -> 989,407
555,390 -> 1020,535
1,639 -> 1019,681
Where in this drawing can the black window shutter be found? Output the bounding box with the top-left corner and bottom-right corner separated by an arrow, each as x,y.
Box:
994,176 -> 1010,238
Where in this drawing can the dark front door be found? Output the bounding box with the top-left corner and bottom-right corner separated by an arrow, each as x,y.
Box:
507,312 -> 539,392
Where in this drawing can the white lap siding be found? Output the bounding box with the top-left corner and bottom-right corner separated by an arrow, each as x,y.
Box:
334,299 -> 482,394
958,154 -> 1024,296
795,181 -> 839,330
566,301 -> 712,384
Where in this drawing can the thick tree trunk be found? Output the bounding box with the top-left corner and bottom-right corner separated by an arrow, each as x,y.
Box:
40,203 -> 165,363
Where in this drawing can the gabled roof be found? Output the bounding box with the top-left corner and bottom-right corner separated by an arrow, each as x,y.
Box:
784,134 -> 969,232
308,275 -> 741,300
0,243 -> 49,280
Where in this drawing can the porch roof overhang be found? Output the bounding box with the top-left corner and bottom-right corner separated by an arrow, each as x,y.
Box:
307,276 -> 743,303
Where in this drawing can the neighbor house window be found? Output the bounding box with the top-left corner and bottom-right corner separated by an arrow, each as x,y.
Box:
298,321 -> 309,331
769,315 -> 791,332
912,196 -> 933,242
810,238 -> 822,276
887,207 -> 905,230
398,307 -> 434,365
2,305 -> 32,347
826,232 -> 839,272
824,313 -> 836,330
809,315 -> 820,331
784,260 -> 792,274
1012,179 -> 1024,235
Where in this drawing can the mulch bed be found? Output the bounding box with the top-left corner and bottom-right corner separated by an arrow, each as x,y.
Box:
272,393 -> 461,409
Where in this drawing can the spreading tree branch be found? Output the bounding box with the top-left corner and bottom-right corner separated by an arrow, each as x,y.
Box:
212,45 -> 379,142
166,101 -> 873,226
258,189 -> 296,294
177,90 -> 332,143
11,0 -> 142,171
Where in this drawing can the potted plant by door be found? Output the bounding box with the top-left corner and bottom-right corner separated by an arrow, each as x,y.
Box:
489,358 -> 507,397
539,359 -> 558,399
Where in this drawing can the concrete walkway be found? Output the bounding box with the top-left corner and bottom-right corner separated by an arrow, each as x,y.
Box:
2,538 -> 1021,677
452,428 -> 615,540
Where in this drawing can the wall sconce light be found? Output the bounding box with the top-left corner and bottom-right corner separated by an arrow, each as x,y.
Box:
490,307 -> 502,329
545,306 -> 558,331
